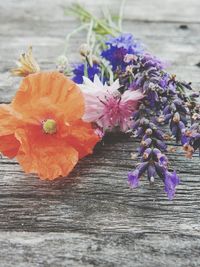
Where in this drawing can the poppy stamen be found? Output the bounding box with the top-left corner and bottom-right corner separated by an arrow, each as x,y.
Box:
43,119 -> 57,134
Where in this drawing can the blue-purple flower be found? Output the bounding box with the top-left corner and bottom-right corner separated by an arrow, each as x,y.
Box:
101,33 -> 143,70
72,63 -> 100,84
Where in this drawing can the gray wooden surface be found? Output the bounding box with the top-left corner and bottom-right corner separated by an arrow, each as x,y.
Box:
0,1 -> 200,266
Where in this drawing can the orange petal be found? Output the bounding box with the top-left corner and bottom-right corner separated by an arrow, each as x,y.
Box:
65,120 -> 100,159
11,72 -> 85,123
0,104 -> 21,135
0,104 -> 21,158
15,128 -> 79,180
0,134 -> 20,158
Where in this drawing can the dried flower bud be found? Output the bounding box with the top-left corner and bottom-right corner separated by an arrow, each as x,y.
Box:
56,55 -> 69,72
145,128 -> 153,135
163,133 -> 173,140
92,55 -> 101,65
143,148 -> 152,159
141,138 -> 152,147
131,153 -> 138,160
125,65 -> 133,73
171,74 -> 176,80
183,144 -> 194,158
167,146 -> 177,153
173,112 -> 180,123
79,44 -> 90,57
192,113 -> 200,120
11,46 -> 40,77
124,54 -> 137,63
186,102 -> 192,108
157,115 -> 165,123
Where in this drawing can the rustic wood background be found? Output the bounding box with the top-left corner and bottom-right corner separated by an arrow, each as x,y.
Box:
0,0 -> 200,266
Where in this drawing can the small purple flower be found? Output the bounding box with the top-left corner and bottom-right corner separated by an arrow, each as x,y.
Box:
101,33 -> 143,70
164,171 -> 180,200
158,154 -> 168,167
141,53 -> 165,71
128,162 -> 148,188
147,164 -> 156,183
159,73 -> 170,89
72,63 -> 100,84
143,148 -> 152,160
153,148 -> 168,167
155,139 -> 167,151
128,169 -> 139,188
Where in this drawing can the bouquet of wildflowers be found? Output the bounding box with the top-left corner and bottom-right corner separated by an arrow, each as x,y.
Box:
0,3 -> 199,200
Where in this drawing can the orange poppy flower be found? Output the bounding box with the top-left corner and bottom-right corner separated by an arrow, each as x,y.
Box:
0,72 -> 100,180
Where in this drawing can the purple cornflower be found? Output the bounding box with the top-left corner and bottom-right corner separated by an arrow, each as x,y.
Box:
164,171 -> 180,200
101,33 -> 143,70
72,63 -> 100,84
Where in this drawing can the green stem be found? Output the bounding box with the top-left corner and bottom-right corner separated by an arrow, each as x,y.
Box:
70,4 -> 117,36
118,0 -> 126,31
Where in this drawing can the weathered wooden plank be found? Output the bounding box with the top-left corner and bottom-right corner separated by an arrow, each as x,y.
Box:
0,140 -> 199,233
1,0 -> 200,23
0,231 -> 200,267
1,21 -> 200,69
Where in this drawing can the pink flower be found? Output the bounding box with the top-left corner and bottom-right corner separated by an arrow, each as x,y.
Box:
79,75 -> 143,132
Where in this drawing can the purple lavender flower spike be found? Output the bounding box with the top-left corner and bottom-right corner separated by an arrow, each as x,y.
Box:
164,171 -> 180,200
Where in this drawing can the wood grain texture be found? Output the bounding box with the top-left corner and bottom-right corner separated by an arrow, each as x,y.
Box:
0,0 -> 200,266
0,231 -> 200,267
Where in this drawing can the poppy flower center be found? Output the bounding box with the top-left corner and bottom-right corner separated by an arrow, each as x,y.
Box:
42,119 -> 57,134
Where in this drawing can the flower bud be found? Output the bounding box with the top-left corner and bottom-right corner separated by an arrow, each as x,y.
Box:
141,138 -> 152,147
79,44 -> 90,57
173,112 -> 180,123
56,55 -> 69,72
192,113 -> 200,120
143,148 -> 152,159
145,128 -> 153,136
92,55 -> 101,65
124,54 -> 137,63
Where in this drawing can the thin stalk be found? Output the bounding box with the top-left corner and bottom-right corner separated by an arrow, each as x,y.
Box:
118,0 -> 126,32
